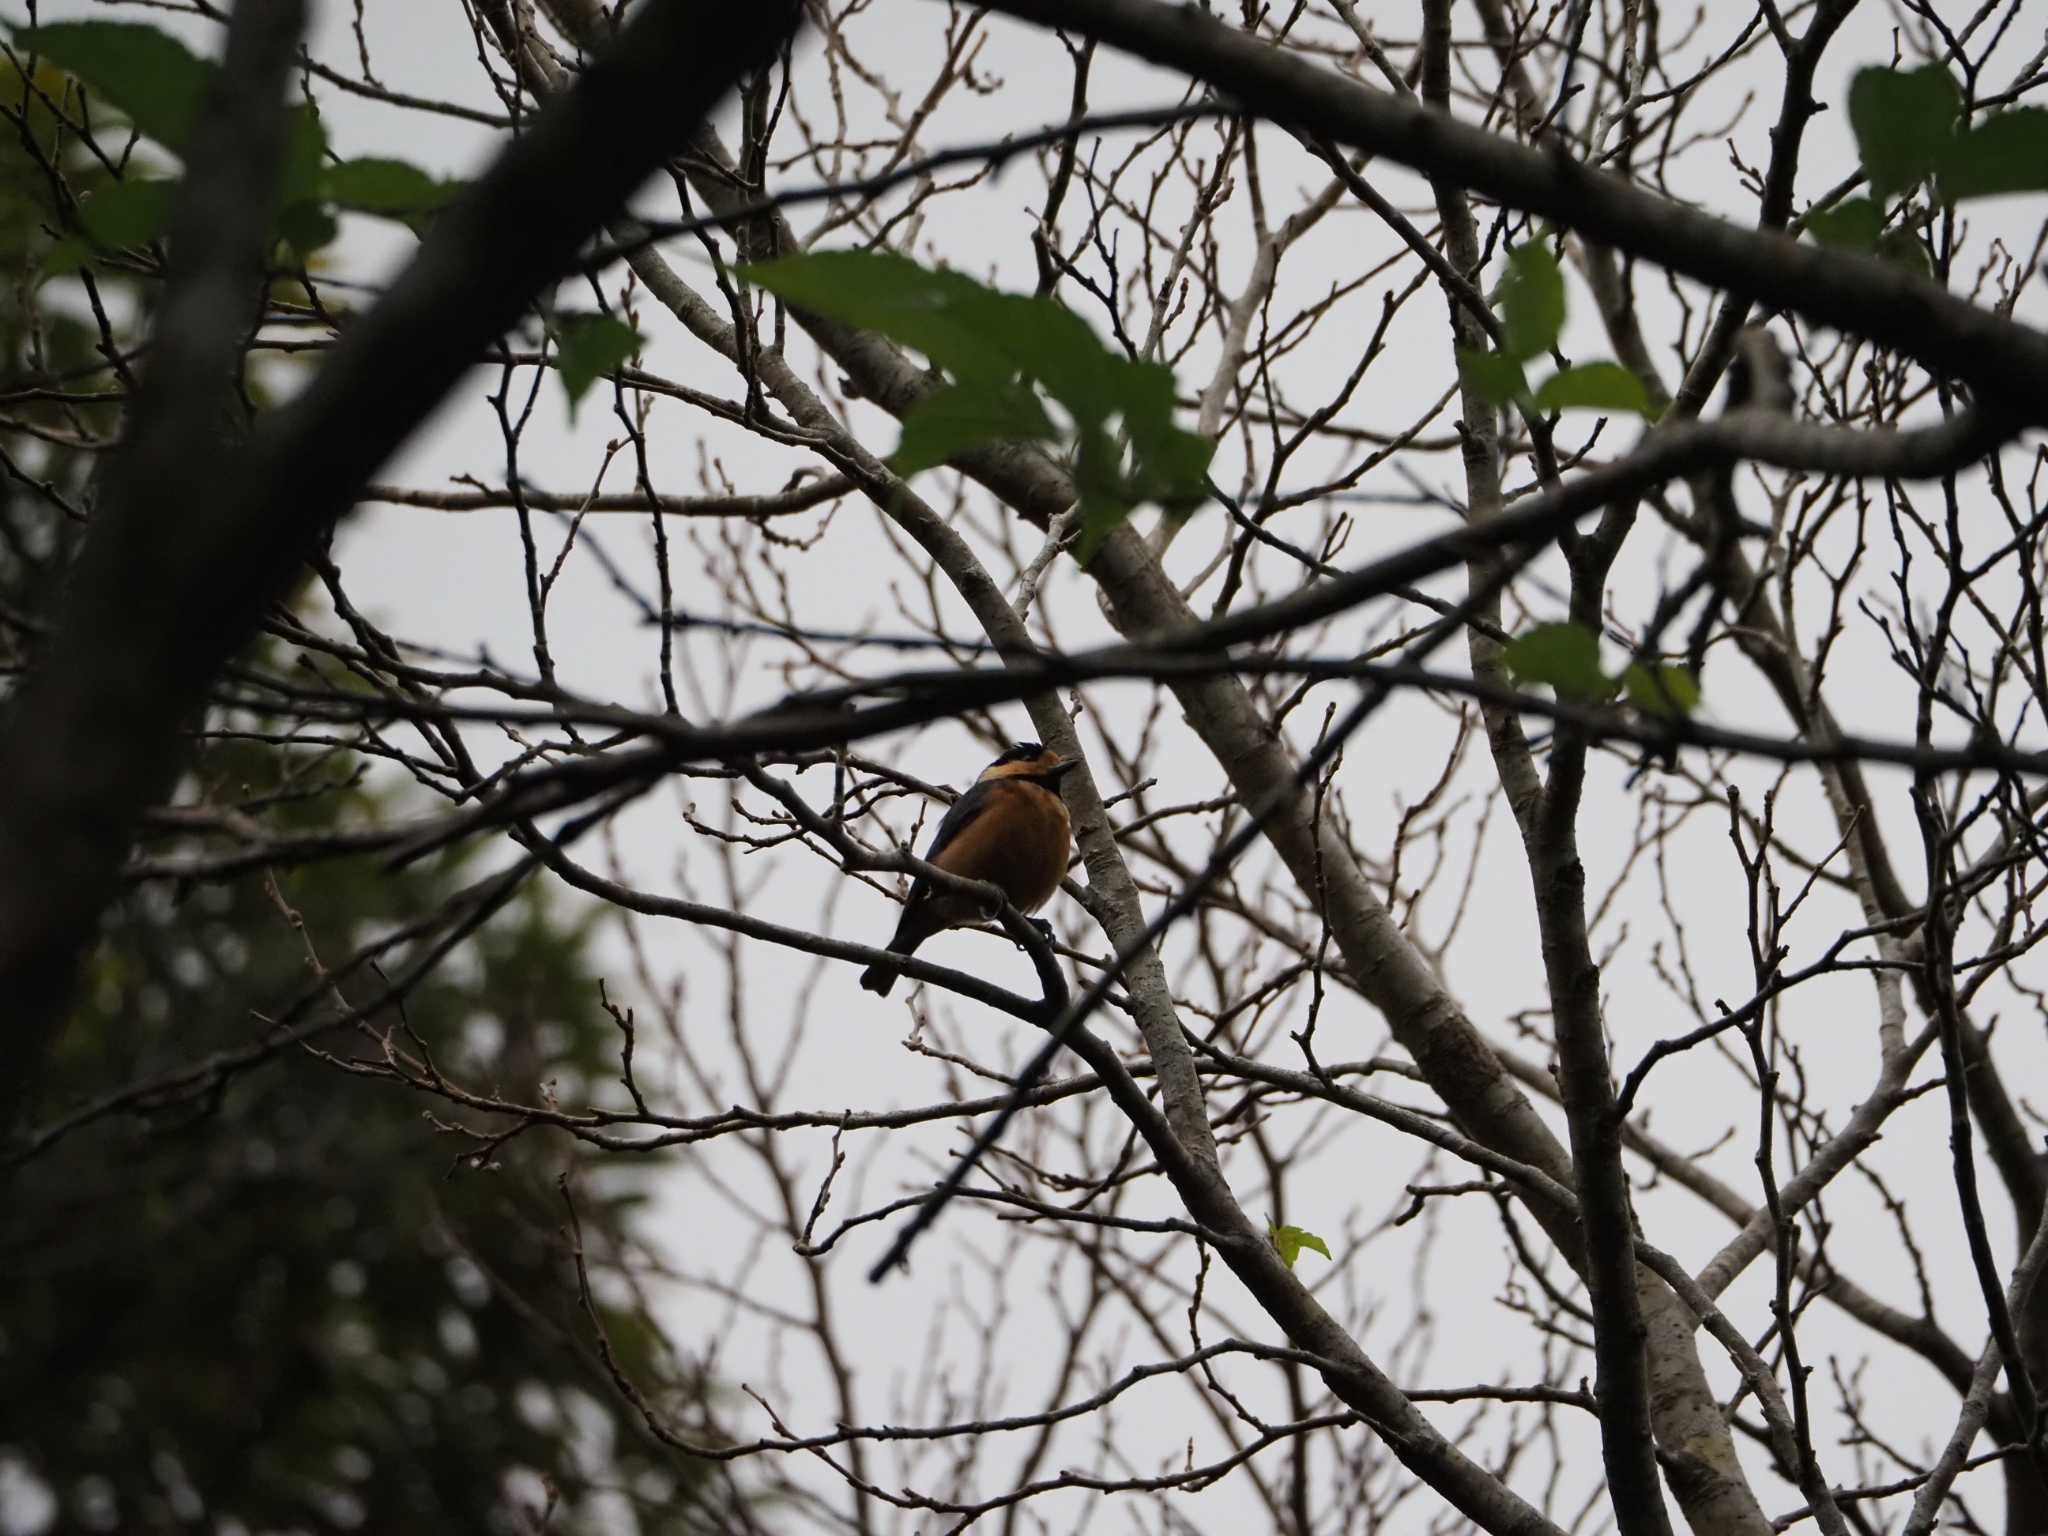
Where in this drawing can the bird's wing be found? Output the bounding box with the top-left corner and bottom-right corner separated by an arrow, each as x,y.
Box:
905,781 -> 993,903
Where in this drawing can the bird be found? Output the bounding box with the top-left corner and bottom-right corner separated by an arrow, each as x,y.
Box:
859,741 -> 1079,996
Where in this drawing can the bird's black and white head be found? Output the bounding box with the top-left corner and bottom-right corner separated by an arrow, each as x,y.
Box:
978,741 -> 1081,784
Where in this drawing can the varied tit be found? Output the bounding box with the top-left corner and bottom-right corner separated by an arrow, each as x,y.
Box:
860,741 -> 1080,996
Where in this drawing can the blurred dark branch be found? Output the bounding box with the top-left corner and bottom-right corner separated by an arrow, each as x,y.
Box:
0,0 -> 306,1128
0,0 -> 804,1130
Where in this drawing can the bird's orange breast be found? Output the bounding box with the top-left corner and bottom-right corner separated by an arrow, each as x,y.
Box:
930,779 -> 1071,913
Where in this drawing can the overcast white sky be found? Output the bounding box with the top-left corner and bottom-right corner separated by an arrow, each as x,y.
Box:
19,0 -> 2048,1530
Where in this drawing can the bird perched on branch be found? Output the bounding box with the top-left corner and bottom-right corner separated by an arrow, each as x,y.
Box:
859,741 -> 1079,996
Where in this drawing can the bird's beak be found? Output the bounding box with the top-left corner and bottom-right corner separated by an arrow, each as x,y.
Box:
1044,756 -> 1082,781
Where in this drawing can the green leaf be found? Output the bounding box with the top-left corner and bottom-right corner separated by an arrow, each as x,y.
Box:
744,250 -> 1213,554
36,236 -> 90,285
1268,1220 -> 1331,1270
890,378 -> 1057,476
1115,358 -> 1215,512
1937,109 -> 2048,202
278,105 -> 329,207
1848,65 -> 1962,199
1499,241 -> 1565,363
321,157 -> 461,218
76,176 -> 174,247
276,200 -> 339,258
1875,228 -> 1933,277
1457,347 -> 1529,407
1072,421 -> 1134,564
1532,361 -> 1652,417
1504,622 -> 1611,700
17,20 -> 214,150
1621,662 -> 1702,718
553,313 -> 642,418
1804,196 -> 1884,251
742,251 -> 1029,387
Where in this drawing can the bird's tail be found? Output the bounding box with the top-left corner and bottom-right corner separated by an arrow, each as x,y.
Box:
860,912 -> 927,996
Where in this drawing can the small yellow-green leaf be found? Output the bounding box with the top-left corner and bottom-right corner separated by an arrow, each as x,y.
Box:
1504,622 -> 1612,700
1500,241 -> 1565,363
1621,661 -> 1701,718
1532,361 -> 1652,418
553,313 -> 642,419
1268,1220 -> 1331,1270
1848,65 -> 1962,199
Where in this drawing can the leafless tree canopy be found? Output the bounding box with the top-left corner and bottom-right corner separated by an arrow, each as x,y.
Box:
8,0 -> 2048,1533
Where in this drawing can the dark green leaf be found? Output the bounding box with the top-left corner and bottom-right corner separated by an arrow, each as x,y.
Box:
1500,241 -> 1565,363
1875,228 -> 1934,277
1621,662 -> 1702,717
1504,622 -> 1611,700
322,157 -> 461,218
17,20 -> 214,150
744,251 -> 1211,549
890,379 -> 1057,475
36,235 -> 90,285
276,199 -> 338,258
1457,348 -> 1529,407
1804,196 -> 1884,251
741,251 -> 1031,387
1848,65 -> 1962,199
278,105 -> 328,206
1532,361 -> 1653,417
1937,109 -> 2048,202
1072,421 -> 1134,564
77,176 -> 174,247
1268,1221 -> 1332,1270
554,313 -> 642,417
1117,358 -> 1216,511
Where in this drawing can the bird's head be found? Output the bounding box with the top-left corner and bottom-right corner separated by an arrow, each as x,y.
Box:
979,740 -> 1081,785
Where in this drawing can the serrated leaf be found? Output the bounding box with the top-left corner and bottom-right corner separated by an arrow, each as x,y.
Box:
1804,196 -> 1884,251
1848,65 -> 1962,199
1937,109 -> 2048,203
1621,662 -> 1701,717
1532,361 -> 1652,417
76,176 -> 174,248
1268,1220 -> 1331,1270
16,20 -> 213,151
321,157 -> 461,218
553,313 -> 642,418
1504,622 -> 1611,700
1500,241 -> 1565,363
890,378 -> 1057,475
1457,347 -> 1529,407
